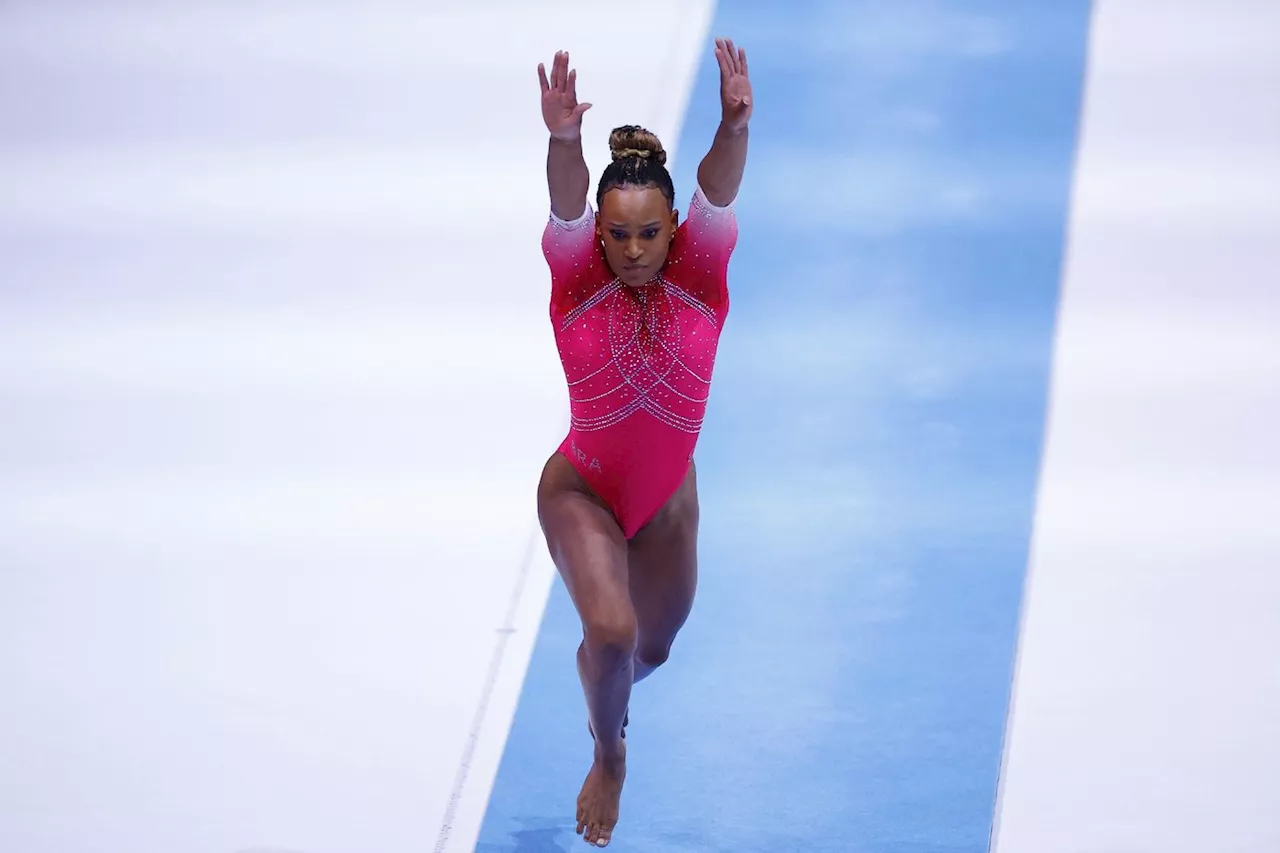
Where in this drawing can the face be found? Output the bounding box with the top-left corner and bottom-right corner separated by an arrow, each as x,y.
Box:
597,185 -> 679,286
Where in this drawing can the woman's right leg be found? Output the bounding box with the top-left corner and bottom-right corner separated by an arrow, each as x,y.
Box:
537,452 -> 632,847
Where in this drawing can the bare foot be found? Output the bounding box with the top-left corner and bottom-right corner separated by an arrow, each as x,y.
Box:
576,741 -> 626,847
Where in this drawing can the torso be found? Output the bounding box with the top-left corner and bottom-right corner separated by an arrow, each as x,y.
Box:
541,188 -> 737,537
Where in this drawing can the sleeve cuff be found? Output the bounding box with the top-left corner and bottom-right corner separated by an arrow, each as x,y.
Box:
550,203 -> 595,229
694,184 -> 735,211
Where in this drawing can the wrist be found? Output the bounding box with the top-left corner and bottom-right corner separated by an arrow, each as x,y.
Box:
716,119 -> 749,137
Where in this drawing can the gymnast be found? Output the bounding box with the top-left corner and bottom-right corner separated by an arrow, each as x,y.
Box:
534,38 -> 752,847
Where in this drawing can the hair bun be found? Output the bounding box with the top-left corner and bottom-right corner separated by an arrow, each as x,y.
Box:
608,125 -> 667,167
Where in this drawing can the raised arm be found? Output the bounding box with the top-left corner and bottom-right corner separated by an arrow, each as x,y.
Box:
539,51 -> 593,221
696,38 -> 753,207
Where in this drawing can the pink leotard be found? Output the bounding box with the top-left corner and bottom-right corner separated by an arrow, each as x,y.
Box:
542,185 -> 738,539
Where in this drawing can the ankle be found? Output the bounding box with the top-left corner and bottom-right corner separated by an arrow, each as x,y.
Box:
594,737 -> 627,768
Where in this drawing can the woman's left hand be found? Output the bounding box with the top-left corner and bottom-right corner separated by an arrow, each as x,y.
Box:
715,38 -> 752,131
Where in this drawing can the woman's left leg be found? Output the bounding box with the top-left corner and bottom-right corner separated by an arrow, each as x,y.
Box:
627,460 -> 700,684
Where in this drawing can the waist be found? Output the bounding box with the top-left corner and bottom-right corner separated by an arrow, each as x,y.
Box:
563,412 -> 699,474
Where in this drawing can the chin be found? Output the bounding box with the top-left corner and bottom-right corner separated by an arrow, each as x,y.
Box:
621,269 -> 654,286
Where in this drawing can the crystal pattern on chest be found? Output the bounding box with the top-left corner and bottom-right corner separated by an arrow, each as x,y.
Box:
559,277 -> 719,434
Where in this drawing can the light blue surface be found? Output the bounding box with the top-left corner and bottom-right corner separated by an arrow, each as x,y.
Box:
477,3 -> 1090,850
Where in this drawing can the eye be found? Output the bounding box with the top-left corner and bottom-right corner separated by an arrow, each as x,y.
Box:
642,229 -> 660,239
609,230 -> 627,240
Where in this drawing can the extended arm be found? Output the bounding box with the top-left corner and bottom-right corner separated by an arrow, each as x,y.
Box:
547,137 -> 590,222
697,124 -> 748,208
697,38 -> 753,207
539,51 -> 593,221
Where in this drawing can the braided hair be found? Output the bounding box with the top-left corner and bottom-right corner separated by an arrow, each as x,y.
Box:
595,125 -> 676,210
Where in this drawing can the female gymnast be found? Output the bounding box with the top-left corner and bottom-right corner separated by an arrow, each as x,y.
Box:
534,38 -> 752,847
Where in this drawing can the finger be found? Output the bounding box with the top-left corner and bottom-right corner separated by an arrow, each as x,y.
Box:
573,102 -> 592,118
738,46 -> 748,76
558,51 -> 570,91
537,62 -> 550,93
552,51 -> 564,89
568,67 -> 579,102
726,39 -> 740,74
714,44 -> 731,78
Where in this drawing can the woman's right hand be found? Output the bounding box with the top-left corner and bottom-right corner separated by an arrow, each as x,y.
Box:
538,51 -> 592,141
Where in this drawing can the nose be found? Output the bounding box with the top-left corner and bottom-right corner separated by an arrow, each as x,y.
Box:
624,239 -> 643,261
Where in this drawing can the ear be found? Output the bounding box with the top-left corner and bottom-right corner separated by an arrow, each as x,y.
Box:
670,208 -> 680,231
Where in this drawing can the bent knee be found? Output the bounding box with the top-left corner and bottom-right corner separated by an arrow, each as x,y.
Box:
582,613 -> 638,668
635,640 -> 673,670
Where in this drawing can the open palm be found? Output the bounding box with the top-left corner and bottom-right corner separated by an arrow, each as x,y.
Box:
715,38 -> 752,131
538,50 -> 592,141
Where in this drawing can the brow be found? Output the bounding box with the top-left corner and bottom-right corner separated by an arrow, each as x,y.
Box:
607,221 -> 663,229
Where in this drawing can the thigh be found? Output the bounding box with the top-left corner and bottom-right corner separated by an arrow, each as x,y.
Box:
537,453 -> 634,635
626,461 -> 700,652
